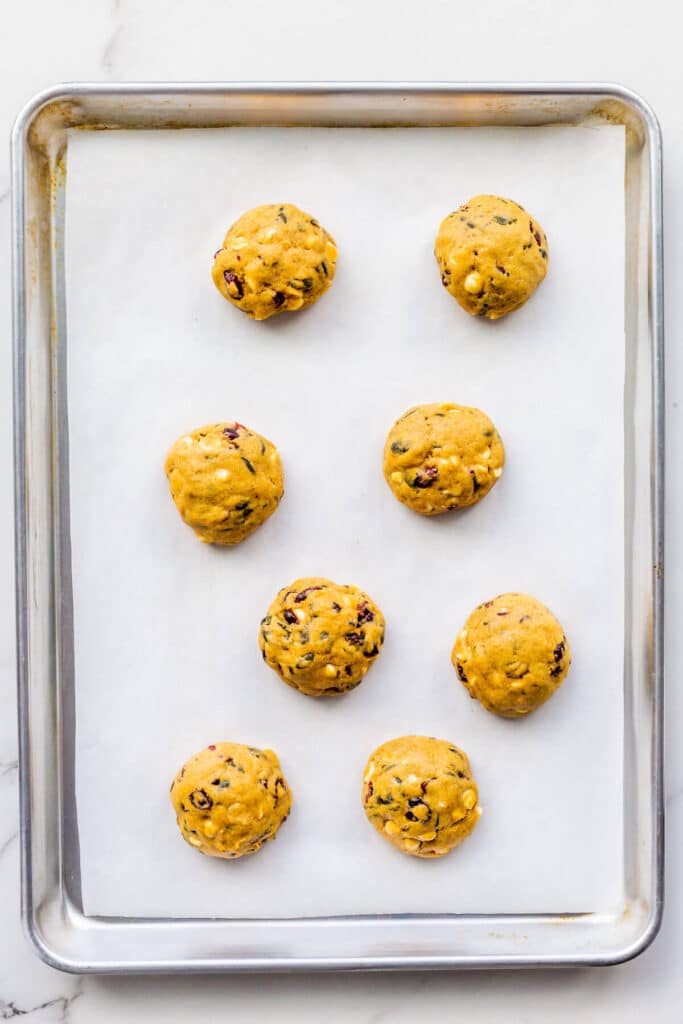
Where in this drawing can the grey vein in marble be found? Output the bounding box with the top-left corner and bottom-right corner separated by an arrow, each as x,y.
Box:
0,761 -> 19,860
0,981 -> 82,1022
101,26 -> 123,70
666,784 -> 683,808
0,832 -> 17,860
101,0 -> 124,72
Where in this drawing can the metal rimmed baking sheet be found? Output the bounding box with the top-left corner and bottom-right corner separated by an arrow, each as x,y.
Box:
12,83 -> 664,972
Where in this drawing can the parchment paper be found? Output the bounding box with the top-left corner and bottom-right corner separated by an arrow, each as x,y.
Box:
66,124 -> 625,918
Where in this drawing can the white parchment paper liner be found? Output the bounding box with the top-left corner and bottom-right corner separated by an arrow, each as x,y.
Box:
66,125 -> 625,917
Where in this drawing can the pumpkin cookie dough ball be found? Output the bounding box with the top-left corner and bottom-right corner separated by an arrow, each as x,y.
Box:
170,742 -> 292,859
435,195 -> 548,319
383,402 -> 504,516
452,593 -> 571,717
212,203 -> 337,320
165,422 -> 284,545
362,736 -> 481,858
259,577 -> 385,696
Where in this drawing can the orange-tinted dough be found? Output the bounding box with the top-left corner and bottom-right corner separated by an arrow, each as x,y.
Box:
435,195 -> 548,319
165,422 -> 283,545
170,742 -> 292,859
383,402 -> 505,515
212,203 -> 337,320
452,592 -> 571,717
362,736 -> 481,858
259,577 -> 385,696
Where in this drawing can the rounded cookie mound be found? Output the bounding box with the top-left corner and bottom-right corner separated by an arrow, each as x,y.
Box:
165,422 -> 284,545
212,203 -> 337,320
383,402 -> 505,516
362,736 -> 481,858
435,195 -> 548,319
170,742 -> 292,859
452,592 -> 571,717
259,577 -> 385,696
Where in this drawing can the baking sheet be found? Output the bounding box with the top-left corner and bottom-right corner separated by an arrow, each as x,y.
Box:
65,124 -> 625,919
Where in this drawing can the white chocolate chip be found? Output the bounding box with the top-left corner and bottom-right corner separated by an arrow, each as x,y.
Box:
462,789 -> 477,810
418,831 -> 437,842
215,468 -> 229,481
294,609 -> 306,623
403,839 -> 420,852
464,271 -> 483,294
481,447 -> 491,459
391,471 -> 403,483
183,435 -> 194,446
493,468 -> 503,479
449,454 -> 460,465
324,664 -> 337,677
203,820 -> 217,837
384,820 -> 399,836
363,762 -> 375,783
406,774 -> 420,785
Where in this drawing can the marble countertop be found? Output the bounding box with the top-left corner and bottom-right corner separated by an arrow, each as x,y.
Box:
1,1 -> 681,1019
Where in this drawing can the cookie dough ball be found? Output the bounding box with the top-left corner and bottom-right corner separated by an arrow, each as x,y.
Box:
383,402 -> 504,516
452,593 -> 571,717
212,203 -> 337,320
435,195 -> 548,319
259,577 -> 385,696
362,736 -> 481,858
165,422 -> 284,545
170,742 -> 292,859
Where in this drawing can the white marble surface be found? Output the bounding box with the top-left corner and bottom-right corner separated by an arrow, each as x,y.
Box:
1,0 -> 681,1019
